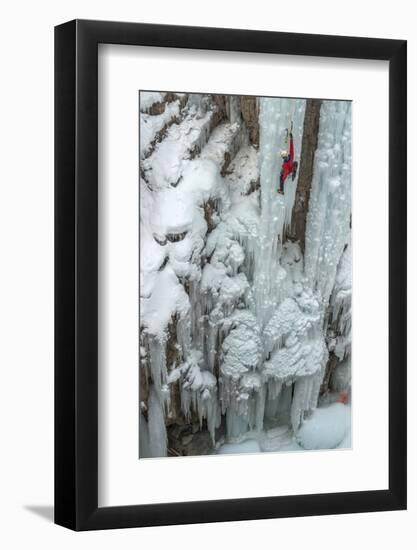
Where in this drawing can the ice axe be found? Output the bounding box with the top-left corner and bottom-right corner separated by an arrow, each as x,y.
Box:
285,121 -> 293,143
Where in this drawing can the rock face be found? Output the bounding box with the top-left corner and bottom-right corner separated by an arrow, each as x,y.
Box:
239,96 -> 260,147
290,99 -> 322,251
168,425 -> 215,456
210,95 -> 228,131
139,93 -> 352,458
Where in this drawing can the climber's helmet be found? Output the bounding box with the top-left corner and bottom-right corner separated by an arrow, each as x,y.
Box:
280,149 -> 289,158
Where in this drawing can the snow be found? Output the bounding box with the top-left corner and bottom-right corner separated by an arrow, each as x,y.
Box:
296,403 -> 351,450
263,294 -> 320,355
201,121 -> 242,166
139,91 -> 165,112
150,159 -> 222,236
221,311 -> 262,379
140,100 -> 181,158
140,266 -> 189,339
216,402 -> 351,454
142,102 -> 214,190
217,439 -> 261,455
226,145 -> 259,199
264,338 -> 327,383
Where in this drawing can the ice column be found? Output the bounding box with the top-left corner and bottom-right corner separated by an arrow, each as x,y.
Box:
254,97 -> 306,328
304,101 -> 352,307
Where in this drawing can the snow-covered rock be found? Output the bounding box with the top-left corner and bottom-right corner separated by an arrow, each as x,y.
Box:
296,403 -> 351,450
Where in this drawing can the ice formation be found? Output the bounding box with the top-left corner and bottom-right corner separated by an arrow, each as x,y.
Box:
296,403 -> 351,450
139,92 -> 352,458
304,101 -> 352,307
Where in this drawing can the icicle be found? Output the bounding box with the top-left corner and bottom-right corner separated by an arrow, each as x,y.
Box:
139,412 -> 151,458
148,336 -> 167,393
328,238 -> 352,360
146,387 -> 168,457
254,383 -> 266,432
291,376 -> 313,432
176,350 -> 221,443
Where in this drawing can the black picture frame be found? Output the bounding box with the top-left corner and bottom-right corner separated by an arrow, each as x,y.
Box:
55,19 -> 407,531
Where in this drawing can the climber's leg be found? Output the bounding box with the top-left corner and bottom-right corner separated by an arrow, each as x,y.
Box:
278,172 -> 284,194
291,161 -> 298,181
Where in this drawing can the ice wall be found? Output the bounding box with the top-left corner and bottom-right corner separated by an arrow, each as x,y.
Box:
304,101 -> 352,307
254,97 -> 305,328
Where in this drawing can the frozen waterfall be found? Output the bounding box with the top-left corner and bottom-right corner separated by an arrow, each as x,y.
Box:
139,93 -> 352,457
304,101 -> 352,306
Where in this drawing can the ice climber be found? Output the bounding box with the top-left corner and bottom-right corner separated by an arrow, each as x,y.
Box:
278,129 -> 298,194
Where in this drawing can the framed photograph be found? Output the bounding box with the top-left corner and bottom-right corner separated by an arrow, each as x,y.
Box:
55,20 -> 407,530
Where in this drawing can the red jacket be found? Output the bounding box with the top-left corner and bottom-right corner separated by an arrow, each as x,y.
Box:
281,135 -> 294,183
